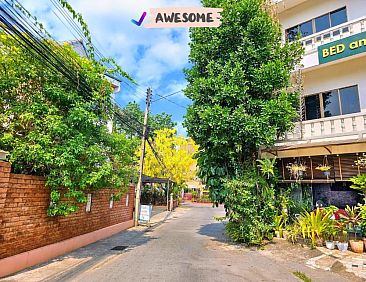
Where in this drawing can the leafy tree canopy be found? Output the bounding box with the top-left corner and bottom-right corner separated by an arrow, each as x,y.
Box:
143,128 -> 198,185
0,31 -> 136,216
117,102 -> 177,138
184,0 -> 303,203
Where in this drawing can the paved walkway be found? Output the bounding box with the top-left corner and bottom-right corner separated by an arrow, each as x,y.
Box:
1,207 -> 172,282
1,203 -> 354,282
307,247 -> 366,279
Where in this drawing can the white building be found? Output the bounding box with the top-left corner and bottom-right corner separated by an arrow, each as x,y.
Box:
270,0 -> 366,207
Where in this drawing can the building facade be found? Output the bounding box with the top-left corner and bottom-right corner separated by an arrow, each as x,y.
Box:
269,0 -> 366,208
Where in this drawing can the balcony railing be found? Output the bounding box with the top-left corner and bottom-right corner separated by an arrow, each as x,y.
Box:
277,112 -> 366,144
299,16 -> 366,55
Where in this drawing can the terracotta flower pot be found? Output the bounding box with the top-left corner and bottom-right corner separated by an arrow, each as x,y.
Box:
364,238 -> 366,250
350,240 -> 364,254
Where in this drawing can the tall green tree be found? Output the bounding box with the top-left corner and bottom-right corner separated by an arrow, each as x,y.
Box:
117,101 -> 177,138
0,31 -> 136,216
184,0 -> 303,203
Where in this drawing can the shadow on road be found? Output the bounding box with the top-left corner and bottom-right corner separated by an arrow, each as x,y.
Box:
198,222 -> 231,244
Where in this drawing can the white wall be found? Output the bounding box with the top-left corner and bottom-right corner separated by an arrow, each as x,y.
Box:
303,55 -> 366,110
278,0 -> 366,30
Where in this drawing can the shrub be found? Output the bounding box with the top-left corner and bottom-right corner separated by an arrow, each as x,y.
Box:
224,170 -> 276,245
295,208 -> 334,248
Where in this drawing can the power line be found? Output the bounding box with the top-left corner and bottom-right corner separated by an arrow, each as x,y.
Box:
146,138 -> 168,172
1,0 -> 171,176
152,90 -> 184,102
154,93 -> 187,109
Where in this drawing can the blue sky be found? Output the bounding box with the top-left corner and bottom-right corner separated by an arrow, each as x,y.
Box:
22,0 -> 202,136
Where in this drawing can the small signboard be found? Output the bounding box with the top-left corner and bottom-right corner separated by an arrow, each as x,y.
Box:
318,31 -> 366,64
139,205 -> 152,223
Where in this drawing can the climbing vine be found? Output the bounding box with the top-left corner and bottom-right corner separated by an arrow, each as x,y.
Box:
0,2 -> 136,216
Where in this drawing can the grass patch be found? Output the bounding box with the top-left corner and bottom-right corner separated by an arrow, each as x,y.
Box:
293,271 -> 312,282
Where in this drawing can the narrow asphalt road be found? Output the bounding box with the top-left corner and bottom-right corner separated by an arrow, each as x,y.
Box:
3,203 -> 351,282
63,204 -> 347,282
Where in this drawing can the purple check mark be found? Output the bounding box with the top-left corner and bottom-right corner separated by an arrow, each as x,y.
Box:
131,12 -> 147,26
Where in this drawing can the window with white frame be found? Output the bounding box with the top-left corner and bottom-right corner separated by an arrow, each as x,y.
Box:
286,7 -> 347,42
304,85 -> 360,121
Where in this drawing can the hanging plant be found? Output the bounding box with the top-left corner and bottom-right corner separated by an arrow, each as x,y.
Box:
316,156 -> 331,177
316,165 -> 332,178
354,153 -> 366,169
315,165 -> 332,171
286,162 -> 307,181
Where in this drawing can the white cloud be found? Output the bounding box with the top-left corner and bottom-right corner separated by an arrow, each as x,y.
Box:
22,0 -> 201,103
164,80 -> 189,101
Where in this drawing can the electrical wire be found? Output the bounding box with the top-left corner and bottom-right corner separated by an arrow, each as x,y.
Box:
1,0 -> 169,172
152,90 -> 184,102
154,93 -> 187,109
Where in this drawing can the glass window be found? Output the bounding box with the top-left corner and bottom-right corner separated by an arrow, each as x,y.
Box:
340,86 -> 360,115
331,7 -> 347,27
305,95 -> 321,120
323,90 -> 341,117
315,14 -> 330,32
287,26 -> 299,42
299,20 -> 313,37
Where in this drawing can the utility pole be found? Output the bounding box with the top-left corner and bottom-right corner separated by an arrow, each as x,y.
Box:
134,87 -> 152,227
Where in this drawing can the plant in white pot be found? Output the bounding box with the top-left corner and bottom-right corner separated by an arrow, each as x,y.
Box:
324,227 -> 337,250
340,205 -> 363,253
335,220 -> 349,251
323,206 -> 338,250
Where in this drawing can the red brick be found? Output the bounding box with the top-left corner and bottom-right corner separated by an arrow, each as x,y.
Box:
0,163 -> 135,259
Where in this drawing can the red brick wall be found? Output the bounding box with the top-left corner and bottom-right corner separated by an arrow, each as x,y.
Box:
0,161 -> 135,259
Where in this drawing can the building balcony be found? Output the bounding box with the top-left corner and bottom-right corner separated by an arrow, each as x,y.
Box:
299,16 -> 366,69
274,0 -> 308,14
276,111 -> 366,147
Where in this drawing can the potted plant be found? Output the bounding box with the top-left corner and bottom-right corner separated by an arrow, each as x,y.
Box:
322,205 -> 338,249
339,206 -> 363,253
297,208 -> 333,248
335,220 -> 349,251
315,165 -> 332,178
324,226 -> 337,250
274,213 -> 285,238
286,162 -> 307,181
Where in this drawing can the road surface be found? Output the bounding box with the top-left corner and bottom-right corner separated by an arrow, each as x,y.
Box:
2,203 -> 352,282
